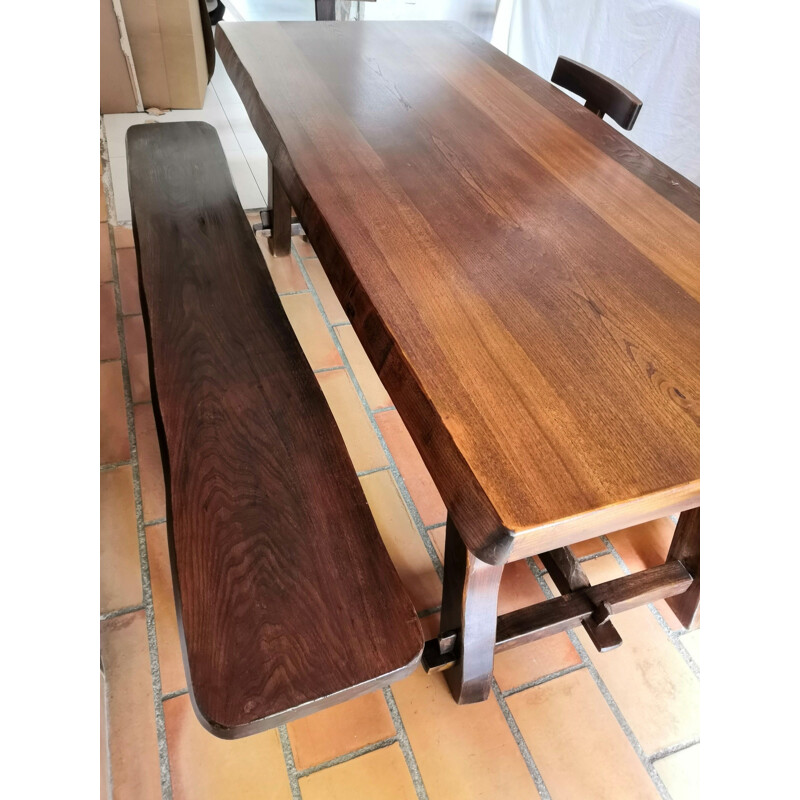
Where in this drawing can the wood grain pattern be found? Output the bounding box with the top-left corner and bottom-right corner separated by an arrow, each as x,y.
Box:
126,121 -> 422,738
438,516 -> 503,703
551,56 -> 643,130
217,21 -> 700,565
666,507 -> 700,628
495,560 -> 693,653
539,547 -> 622,652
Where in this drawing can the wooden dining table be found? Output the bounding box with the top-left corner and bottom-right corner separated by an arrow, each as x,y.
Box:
215,19 -> 700,705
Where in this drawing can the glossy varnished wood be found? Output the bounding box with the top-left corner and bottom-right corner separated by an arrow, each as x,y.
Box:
438,517 -> 503,703
551,56 -> 643,130
217,21 -> 700,565
539,547 -> 622,652
126,121 -> 422,738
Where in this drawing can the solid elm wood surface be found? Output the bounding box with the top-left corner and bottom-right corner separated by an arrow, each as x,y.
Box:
217,21 -> 700,565
126,121 -> 422,738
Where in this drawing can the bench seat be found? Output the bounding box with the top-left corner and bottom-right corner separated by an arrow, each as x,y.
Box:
126,121 -> 423,739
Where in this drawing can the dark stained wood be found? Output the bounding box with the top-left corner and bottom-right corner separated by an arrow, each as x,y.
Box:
314,0 -> 335,21
269,161 -> 291,256
666,507 -> 700,628
438,517 -> 503,703
216,21 -> 700,566
126,121 -> 422,739
539,548 -> 622,652
423,560 -> 693,672
551,56 -> 642,130
496,560 -> 692,654
197,0 -> 216,80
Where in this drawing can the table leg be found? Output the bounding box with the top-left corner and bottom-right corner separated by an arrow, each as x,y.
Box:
665,507 -> 700,628
269,162 -> 291,257
439,516 -> 503,704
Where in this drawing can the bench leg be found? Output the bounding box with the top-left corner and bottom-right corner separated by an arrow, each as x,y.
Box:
269,162 -> 292,257
439,516 -> 503,704
665,507 -> 700,628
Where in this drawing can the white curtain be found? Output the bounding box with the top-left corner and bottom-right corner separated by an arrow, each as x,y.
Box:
492,0 -> 700,183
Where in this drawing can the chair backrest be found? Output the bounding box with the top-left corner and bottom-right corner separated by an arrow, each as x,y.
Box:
551,56 -> 642,131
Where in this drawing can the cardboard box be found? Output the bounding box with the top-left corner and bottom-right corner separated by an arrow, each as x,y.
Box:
100,0 -> 139,113
118,0 -> 209,110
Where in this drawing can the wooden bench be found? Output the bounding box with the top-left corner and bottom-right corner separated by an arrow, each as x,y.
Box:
126,121 -> 423,739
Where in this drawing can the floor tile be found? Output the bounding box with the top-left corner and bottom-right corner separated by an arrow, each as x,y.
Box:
100,611 -> 162,800
507,668 -> 659,800
392,667 -> 538,800
100,361 -> 130,465
654,744 -> 700,800
336,325 -> 393,410
100,466 -> 142,614
570,537 -> 607,557
375,410 -> 447,527
493,561 -> 582,692
293,236 -> 316,259
303,257 -> 349,325
123,315 -> 151,404
680,628 -> 700,666
298,744 -> 417,800
359,470 -> 442,612
146,524 -> 185,696
164,693 -> 292,800
114,225 -> 135,250
117,247 -> 141,315
607,517 -> 688,629
101,283 -> 120,361
315,369 -> 388,473
101,223 -> 112,282
101,672 -> 110,800
570,556 -> 701,755
279,293 -> 342,371
607,517 -> 675,573
287,691 -> 395,771
256,234 -> 308,294
225,150 -> 267,209
110,156 -> 131,222
134,403 -> 166,522
101,180 -> 108,222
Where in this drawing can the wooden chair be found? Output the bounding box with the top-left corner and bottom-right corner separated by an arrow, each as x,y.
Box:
551,56 -> 643,130
126,121 -> 422,738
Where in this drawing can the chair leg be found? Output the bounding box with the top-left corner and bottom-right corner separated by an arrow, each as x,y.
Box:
268,163 -> 291,257
665,507 -> 700,628
439,516 -> 503,704
315,0 -> 336,21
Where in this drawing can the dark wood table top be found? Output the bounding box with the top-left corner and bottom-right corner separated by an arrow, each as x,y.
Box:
217,21 -> 700,565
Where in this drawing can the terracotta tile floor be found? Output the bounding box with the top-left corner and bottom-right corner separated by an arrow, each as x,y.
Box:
99,169 -> 700,799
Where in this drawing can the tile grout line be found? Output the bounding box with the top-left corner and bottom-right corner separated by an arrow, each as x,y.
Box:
491,680 -> 553,800
527,558 -> 675,800
100,603 -> 146,622
649,737 -> 700,763
599,535 -> 700,678
100,458 -> 132,471
383,687 -> 430,800
290,241 -> 444,581
292,239 -> 434,799
161,688 -> 188,702
356,465 -> 391,478
210,80 -> 268,207
293,239 -> 557,798
501,663 -> 587,698
294,737 -> 398,780
106,209 -> 174,799
278,725 -> 303,800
